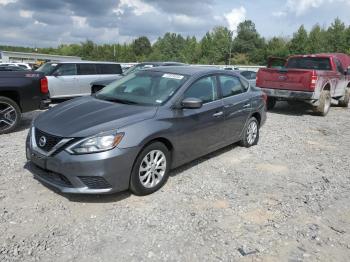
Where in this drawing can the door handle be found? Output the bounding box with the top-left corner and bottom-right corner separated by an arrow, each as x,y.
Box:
243,103 -> 251,108
213,111 -> 224,117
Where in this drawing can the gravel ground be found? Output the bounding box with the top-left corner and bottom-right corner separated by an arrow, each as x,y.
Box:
0,102 -> 350,262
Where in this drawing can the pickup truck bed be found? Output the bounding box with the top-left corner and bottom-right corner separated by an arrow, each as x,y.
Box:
0,71 -> 50,134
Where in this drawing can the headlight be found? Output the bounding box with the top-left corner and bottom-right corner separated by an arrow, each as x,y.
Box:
66,133 -> 124,154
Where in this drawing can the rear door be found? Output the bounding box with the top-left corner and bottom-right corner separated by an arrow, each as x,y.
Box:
77,63 -> 99,95
218,74 -> 252,141
48,64 -> 78,98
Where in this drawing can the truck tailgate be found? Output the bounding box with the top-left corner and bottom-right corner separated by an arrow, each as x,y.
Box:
257,68 -> 313,92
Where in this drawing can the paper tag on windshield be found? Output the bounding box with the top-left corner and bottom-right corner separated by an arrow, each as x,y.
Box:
162,73 -> 184,80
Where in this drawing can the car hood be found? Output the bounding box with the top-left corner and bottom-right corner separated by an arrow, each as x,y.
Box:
34,96 -> 157,138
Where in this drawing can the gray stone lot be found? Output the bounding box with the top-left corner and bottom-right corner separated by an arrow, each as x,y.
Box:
0,102 -> 349,261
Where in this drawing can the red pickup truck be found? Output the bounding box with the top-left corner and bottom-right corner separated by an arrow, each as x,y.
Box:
256,53 -> 350,115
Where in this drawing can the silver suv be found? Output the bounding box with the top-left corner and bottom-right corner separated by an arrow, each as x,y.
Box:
36,62 -> 122,99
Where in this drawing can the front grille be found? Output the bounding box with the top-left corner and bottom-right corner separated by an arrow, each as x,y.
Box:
35,128 -> 62,152
78,176 -> 112,189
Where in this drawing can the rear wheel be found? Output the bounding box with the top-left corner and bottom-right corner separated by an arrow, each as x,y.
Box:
130,142 -> 171,196
0,96 -> 21,134
267,97 -> 276,110
239,117 -> 260,148
338,88 -> 350,107
314,90 -> 331,116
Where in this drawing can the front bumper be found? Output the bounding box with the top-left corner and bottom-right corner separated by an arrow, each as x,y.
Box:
26,136 -> 140,194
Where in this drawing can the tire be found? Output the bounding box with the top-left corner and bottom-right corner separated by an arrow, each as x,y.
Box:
239,117 -> 260,148
338,88 -> 350,107
314,90 -> 331,116
0,96 -> 21,135
130,142 -> 171,196
267,97 -> 276,110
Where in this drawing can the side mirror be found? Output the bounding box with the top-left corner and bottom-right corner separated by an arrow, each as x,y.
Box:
181,97 -> 203,109
346,67 -> 350,75
52,72 -> 60,77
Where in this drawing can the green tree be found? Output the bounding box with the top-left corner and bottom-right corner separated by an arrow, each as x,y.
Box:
327,18 -> 347,52
307,25 -> 327,53
289,25 -> 308,54
232,20 -> 265,64
132,36 -> 152,58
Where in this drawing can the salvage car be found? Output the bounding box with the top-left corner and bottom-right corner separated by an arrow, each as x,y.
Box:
36,62 -> 123,99
0,71 -> 50,134
26,66 -> 266,195
256,53 -> 350,115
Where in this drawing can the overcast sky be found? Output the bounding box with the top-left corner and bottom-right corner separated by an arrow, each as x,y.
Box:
0,0 -> 349,47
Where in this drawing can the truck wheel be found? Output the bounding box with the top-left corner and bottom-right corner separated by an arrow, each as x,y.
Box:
0,96 -> 21,134
267,97 -> 276,110
338,88 -> 349,107
314,90 -> 331,116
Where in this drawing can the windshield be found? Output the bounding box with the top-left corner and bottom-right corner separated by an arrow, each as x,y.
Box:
36,63 -> 58,75
286,57 -> 331,70
96,70 -> 188,106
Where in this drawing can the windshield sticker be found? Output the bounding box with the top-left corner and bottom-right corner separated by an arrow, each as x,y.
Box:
162,73 -> 184,80
156,100 -> 163,104
51,64 -> 58,67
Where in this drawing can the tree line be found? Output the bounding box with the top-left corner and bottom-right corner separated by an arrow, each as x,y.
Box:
1,18 -> 350,65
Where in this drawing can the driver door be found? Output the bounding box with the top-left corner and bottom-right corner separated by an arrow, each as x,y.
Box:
173,75 -> 226,161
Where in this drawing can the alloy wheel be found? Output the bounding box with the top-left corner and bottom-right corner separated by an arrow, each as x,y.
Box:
247,121 -> 258,145
139,150 -> 167,188
0,102 -> 17,132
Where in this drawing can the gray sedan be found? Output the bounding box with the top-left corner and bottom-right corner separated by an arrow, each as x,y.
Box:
26,66 -> 267,196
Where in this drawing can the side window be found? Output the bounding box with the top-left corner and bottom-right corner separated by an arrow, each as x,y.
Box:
98,64 -> 122,74
219,75 -> 245,98
184,76 -> 218,103
334,58 -> 344,73
54,64 -> 77,76
78,64 -> 97,75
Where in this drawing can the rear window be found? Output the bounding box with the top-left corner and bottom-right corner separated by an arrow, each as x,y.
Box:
97,64 -> 122,74
78,64 -> 97,75
286,57 -> 331,71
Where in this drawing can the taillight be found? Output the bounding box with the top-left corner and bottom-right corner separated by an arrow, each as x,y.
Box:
40,77 -> 48,94
310,70 -> 318,90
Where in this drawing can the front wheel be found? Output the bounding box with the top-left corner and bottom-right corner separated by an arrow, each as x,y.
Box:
239,117 -> 260,148
130,142 -> 171,196
314,90 -> 331,116
0,96 -> 21,135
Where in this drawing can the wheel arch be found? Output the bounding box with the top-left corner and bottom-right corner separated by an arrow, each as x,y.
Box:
0,91 -> 21,111
250,111 -> 261,125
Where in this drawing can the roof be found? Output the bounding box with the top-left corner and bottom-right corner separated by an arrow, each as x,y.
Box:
146,65 -> 224,76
